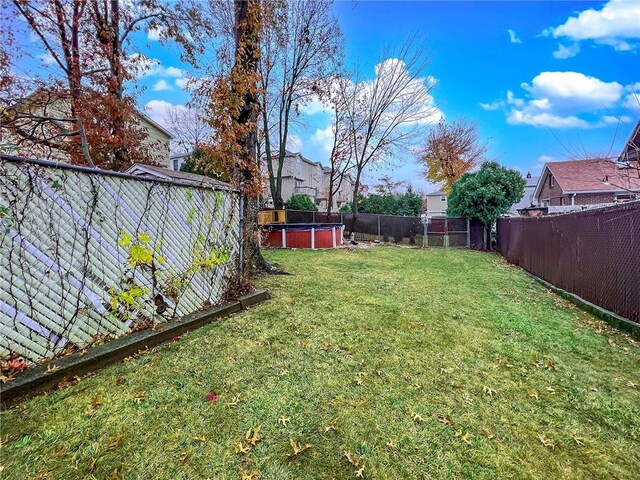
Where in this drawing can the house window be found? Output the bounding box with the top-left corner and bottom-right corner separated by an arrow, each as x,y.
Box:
295,180 -> 302,189
296,159 -> 302,172
560,197 -> 566,206
549,175 -> 555,187
542,199 -> 549,207
616,194 -> 634,202
440,196 -> 446,202
173,158 -> 179,170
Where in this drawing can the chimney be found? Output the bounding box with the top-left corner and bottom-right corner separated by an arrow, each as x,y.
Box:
526,171 -> 532,178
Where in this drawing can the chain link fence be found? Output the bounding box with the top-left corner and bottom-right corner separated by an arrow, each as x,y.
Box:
497,201 -> 640,323
1,157 -> 241,363
285,210 -> 487,249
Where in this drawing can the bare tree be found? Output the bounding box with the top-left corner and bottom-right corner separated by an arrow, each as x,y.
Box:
419,119 -> 487,194
163,99 -> 214,154
339,37 -> 439,218
259,0 -> 343,208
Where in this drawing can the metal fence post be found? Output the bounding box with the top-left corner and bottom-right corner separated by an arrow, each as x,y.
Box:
238,182 -> 245,277
377,214 -> 381,242
466,217 -> 470,248
312,211 -> 316,223
444,217 -> 449,248
423,217 -> 427,248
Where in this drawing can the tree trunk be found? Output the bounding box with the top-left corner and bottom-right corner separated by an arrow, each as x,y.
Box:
233,0 -> 284,275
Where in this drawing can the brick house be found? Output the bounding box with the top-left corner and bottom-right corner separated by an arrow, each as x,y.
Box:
533,158 -> 640,207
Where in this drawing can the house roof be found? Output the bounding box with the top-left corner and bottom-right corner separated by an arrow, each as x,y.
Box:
125,163 -> 234,190
137,112 -> 174,139
534,158 -> 640,198
618,119 -> 639,164
426,189 -> 446,196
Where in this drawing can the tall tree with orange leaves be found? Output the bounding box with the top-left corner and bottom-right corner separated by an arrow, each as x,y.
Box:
420,119 -> 487,194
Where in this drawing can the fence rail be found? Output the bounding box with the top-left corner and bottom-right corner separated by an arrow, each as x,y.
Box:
497,201 -> 640,323
284,210 -> 487,249
1,158 -> 241,363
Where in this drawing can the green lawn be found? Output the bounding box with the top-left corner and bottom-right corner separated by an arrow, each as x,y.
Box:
1,247 -> 639,479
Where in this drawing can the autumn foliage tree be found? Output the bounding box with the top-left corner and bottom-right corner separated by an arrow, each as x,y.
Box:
420,119 -> 487,194
199,0 -> 272,273
2,0 -> 209,170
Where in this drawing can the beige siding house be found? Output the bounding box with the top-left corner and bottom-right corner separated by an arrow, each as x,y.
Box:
1,97 -> 172,167
425,189 -> 448,218
262,151 -> 354,212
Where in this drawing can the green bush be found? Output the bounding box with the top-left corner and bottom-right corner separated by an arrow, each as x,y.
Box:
285,194 -> 318,212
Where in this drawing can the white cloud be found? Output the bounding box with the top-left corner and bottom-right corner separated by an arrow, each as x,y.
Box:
507,29 -> 522,44
144,99 -> 186,126
127,53 -> 186,79
175,78 -> 189,89
286,135 -> 303,152
300,96 -> 328,116
546,0 -> 640,52
482,71 -> 632,129
152,79 -> 172,91
310,124 -> 335,153
552,43 -> 580,59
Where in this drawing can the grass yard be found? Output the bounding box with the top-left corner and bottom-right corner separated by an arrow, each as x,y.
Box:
1,247 -> 639,479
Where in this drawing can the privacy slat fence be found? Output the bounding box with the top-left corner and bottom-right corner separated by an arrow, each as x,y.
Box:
0,158 -> 241,363
497,201 -> 640,323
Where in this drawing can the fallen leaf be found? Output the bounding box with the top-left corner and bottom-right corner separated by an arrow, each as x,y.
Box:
529,389 -> 539,400
344,451 -> 358,466
411,412 -> 424,423
546,386 -> 556,395
241,467 -> 260,480
438,414 -> 453,426
626,381 -> 638,389
385,441 -> 396,450
193,435 -> 207,442
132,391 -> 146,404
289,438 -> 311,456
483,386 -> 497,396
454,429 -> 472,446
355,466 -> 365,478
587,386 -> 598,392
227,395 -> 241,407
440,368 -> 450,375
570,433 -> 586,447
235,442 -> 250,454
324,418 -> 338,433
245,426 -> 261,446
482,427 -> 494,440
45,364 -> 60,375
537,434 -> 560,449
278,417 -> 290,427
206,391 -> 218,402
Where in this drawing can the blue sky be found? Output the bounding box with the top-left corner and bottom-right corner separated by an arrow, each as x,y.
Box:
135,1 -> 639,192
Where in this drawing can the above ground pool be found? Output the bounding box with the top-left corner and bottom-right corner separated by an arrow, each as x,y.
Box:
261,223 -> 344,249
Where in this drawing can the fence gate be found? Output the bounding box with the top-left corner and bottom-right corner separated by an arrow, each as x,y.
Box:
424,217 -> 470,248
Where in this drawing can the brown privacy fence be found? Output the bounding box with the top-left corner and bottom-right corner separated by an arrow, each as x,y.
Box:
497,201 -> 640,323
285,210 -> 487,249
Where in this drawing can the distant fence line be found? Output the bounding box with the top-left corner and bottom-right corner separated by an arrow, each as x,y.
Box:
285,210 -> 487,249
497,201 -> 640,323
0,158 -> 241,363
